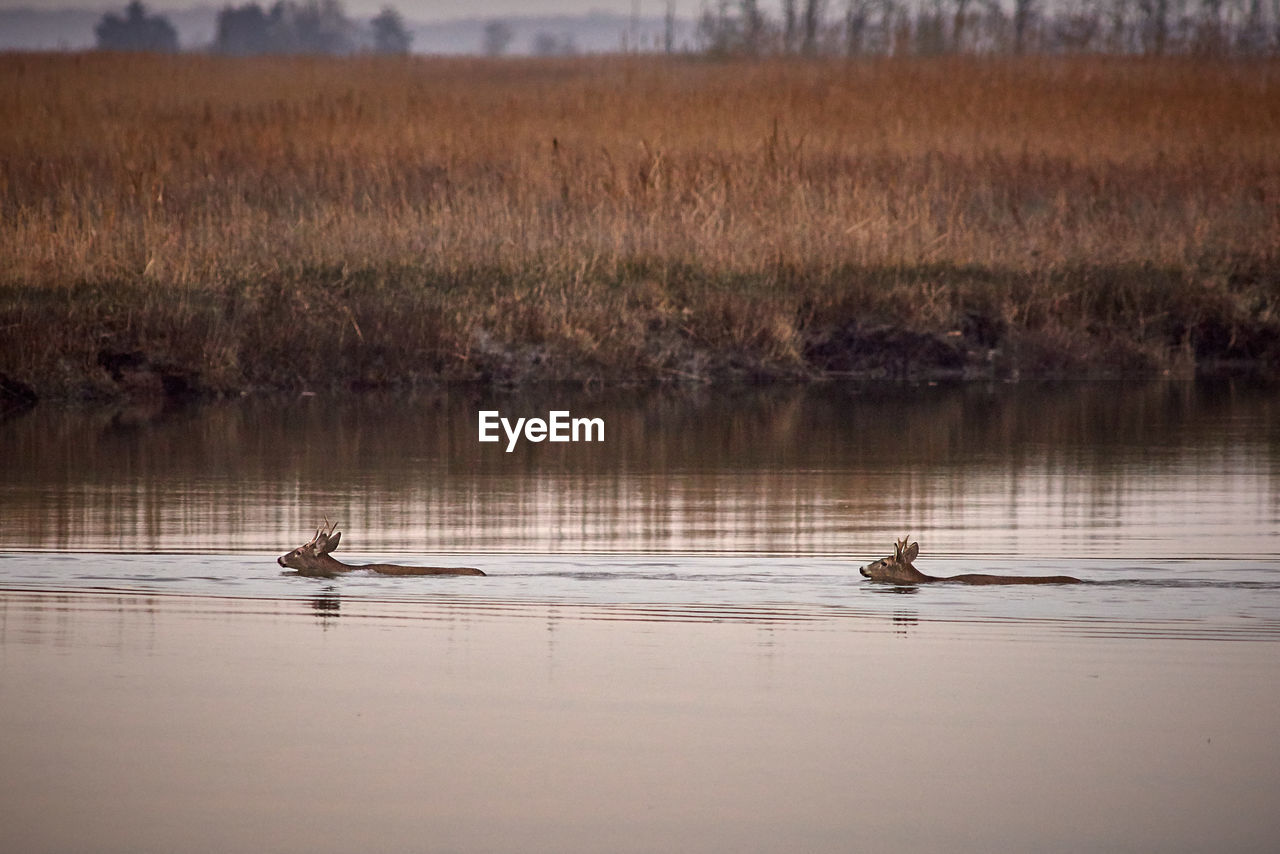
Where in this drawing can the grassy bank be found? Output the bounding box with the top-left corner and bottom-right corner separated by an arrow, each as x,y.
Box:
2,53 -> 1278,399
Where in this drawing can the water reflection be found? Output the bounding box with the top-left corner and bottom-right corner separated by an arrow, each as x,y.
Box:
8,579 -> 1278,648
0,380 -> 1276,559
3,583 -> 1278,854
0,590 -> 162,651
3,383 -> 1278,854
311,588 -> 341,625
891,611 -> 919,635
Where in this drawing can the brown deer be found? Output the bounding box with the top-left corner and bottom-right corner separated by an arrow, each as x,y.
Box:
859,537 -> 1082,585
278,521 -> 485,578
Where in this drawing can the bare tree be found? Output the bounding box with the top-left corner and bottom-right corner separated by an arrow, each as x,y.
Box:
370,6 -> 411,54
844,0 -> 874,53
951,0 -> 973,49
1013,0 -> 1036,52
482,19 -> 513,55
1137,0 -> 1170,52
802,0 -> 825,53
1192,0 -> 1226,52
1235,0 -> 1267,53
739,0 -> 767,53
1102,0 -> 1133,52
696,0 -> 735,54
879,0 -> 899,53
784,0 -> 799,50
1052,0 -> 1102,49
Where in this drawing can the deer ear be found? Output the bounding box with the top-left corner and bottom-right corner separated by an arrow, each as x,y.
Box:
903,541 -> 919,563
319,531 -> 341,555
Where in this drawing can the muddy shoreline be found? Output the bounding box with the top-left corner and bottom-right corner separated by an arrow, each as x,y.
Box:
3,260 -> 1277,408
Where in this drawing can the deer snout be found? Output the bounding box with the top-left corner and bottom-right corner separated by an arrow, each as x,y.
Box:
277,556 -> 288,567
859,565 -> 870,578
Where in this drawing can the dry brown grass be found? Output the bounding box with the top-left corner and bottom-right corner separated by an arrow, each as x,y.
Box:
1,52 -> 1278,396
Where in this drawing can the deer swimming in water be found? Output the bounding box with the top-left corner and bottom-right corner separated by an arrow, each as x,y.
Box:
278,521 -> 485,578
859,537 -> 1082,586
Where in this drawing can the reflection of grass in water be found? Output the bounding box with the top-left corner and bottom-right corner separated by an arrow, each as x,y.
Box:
1,54 -> 1277,395
0,381 -> 1274,558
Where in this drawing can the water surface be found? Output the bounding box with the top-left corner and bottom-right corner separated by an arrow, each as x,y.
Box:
2,381 -> 1278,851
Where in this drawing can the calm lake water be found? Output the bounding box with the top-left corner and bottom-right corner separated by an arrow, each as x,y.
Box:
2,381 -> 1279,852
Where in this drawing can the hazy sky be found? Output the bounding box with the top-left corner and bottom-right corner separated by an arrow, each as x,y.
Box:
0,0 -> 740,18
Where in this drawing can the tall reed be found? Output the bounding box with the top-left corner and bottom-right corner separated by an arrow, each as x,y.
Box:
2,53 -> 1277,394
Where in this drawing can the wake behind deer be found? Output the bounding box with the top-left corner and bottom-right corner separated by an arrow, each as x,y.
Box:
860,537 -> 1083,586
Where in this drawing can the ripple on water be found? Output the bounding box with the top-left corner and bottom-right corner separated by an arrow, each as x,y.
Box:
2,551 -> 1280,644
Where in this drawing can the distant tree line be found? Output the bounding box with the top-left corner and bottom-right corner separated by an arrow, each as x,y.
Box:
93,0 -> 1280,58
94,0 -> 178,52
478,21 -> 583,56
696,0 -> 1280,56
214,0 -> 411,55
94,0 -> 412,54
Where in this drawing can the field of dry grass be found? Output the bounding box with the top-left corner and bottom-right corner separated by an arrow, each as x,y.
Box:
1,52 -> 1278,399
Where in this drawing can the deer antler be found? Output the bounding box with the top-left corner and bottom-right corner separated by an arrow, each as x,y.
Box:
313,517 -> 339,548
307,517 -> 339,551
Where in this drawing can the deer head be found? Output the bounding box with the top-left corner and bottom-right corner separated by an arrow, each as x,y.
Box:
859,536 -> 927,584
278,519 -> 342,572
